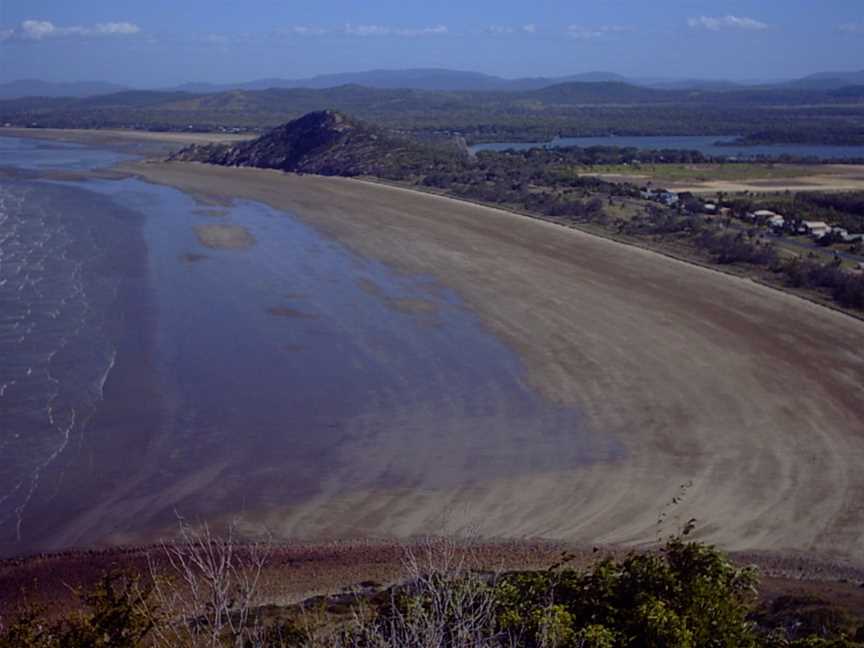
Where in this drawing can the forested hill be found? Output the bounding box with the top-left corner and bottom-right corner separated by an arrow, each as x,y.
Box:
4,80 -> 864,145
170,110 -> 465,177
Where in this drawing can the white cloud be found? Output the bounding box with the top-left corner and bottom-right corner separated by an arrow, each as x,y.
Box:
92,22 -> 140,35
838,22 -> 864,34
342,23 -> 448,37
687,15 -> 768,31
394,25 -> 448,37
6,19 -> 141,41
21,20 -> 57,39
343,24 -> 388,36
486,24 -> 538,35
281,25 -> 328,36
566,24 -> 634,40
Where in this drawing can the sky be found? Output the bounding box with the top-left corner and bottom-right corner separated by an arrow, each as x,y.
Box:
0,0 -> 862,85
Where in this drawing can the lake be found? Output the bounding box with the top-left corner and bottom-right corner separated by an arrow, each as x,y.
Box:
471,135 -> 864,160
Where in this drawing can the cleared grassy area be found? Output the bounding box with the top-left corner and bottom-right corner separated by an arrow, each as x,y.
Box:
571,163 -> 823,183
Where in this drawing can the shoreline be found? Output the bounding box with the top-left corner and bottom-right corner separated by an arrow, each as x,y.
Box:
352,176 -> 864,324
0,174 -> 168,557
0,126 -> 253,147
13,124 -> 852,324
4,128 -> 864,566
121,160 -> 864,562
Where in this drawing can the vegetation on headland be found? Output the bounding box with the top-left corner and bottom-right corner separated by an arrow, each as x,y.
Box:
171,110 -> 864,314
2,527 -> 863,647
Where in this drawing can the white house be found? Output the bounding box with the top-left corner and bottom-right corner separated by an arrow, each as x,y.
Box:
837,229 -> 864,243
801,220 -> 832,238
751,209 -> 786,227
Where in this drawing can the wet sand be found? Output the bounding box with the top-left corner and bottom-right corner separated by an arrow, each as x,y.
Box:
194,223 -> 256,249
0,127 -> 252,148
120,161 -> 864,562
6,130 -> 864,560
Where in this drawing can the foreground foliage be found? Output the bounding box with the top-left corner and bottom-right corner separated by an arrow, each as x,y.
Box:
2,533 -> 863,647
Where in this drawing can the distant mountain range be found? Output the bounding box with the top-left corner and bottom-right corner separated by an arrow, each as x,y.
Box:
143,68 -> 864,94
784,70 -> 864,90
0,79 -> 129,100
1,68 -> 863,100
168,69 -> 635,94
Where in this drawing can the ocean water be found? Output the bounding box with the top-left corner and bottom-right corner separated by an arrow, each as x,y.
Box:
0,135 -> 135,171
0,136 -> 617,556
0,178 -> 144,547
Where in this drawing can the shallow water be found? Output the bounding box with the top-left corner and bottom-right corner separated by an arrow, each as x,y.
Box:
471,135 -> 864,159
0,137 -> 618,556
0,136 -> 135,171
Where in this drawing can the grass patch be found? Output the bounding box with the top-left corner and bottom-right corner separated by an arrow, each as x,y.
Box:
569,163 -> 823,183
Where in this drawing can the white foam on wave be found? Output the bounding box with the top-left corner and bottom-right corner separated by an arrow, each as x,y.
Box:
0,181 -> 128,542
0,184 -> 82,538
96,348 -> 118,400
14,407 -> 76,540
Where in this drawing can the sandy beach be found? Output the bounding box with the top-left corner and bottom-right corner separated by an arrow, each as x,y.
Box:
3,128 -> 864,563
117,159 -> 864,561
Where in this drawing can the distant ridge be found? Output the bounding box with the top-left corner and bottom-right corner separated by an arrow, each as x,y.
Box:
0,79 -> 129,100
162,68 -> 864,94
783,70 -> 864,90
4,68 -> 864,100
165,69 -> 632,94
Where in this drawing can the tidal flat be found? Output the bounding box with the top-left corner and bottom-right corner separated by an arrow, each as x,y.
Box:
0,135 -> 605,556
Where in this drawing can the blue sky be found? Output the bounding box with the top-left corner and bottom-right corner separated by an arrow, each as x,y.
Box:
0,1 -> 862,85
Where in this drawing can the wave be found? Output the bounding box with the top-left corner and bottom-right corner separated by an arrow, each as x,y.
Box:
0,180 -> 122,541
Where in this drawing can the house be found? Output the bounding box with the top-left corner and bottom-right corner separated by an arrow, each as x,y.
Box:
641,189 -> 679,206
751,209 -> 787,227
837,229 -> 864,243
660,192 -> 679,206
799,220 -> 832,238
801,220 -> 830,232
